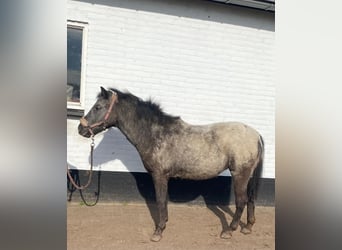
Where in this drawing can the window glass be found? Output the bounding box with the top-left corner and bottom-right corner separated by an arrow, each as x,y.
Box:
67,27 -> 83,103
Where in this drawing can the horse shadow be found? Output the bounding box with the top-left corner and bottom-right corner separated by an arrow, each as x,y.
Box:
90,129 -> 245,232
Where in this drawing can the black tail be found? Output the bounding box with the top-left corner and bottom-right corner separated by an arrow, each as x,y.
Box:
247,135 -> 264,201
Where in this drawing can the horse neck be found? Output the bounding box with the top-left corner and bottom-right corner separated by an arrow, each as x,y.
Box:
115,99 -> 158,155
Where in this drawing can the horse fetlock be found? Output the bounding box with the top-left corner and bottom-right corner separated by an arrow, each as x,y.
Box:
156,222 -> 166,231
229,221 -> 239,231
248,217 -> 256,225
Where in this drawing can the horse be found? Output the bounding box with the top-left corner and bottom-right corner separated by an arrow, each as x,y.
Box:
78,87 -> 264,242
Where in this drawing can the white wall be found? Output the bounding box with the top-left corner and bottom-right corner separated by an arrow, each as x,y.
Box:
67,0 -> 275,178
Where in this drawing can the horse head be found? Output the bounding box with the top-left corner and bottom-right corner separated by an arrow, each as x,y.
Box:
78,86 -> 119,138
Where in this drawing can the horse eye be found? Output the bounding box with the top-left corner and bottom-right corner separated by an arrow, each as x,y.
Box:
95,105 -> 102,111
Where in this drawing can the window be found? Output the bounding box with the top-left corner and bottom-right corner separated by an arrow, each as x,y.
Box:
67,21 -> 87,116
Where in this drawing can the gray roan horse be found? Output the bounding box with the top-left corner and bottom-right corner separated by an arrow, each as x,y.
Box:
78,87 -> 264,242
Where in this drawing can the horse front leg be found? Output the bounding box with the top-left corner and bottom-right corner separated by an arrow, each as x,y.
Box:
150,173 -> 169,242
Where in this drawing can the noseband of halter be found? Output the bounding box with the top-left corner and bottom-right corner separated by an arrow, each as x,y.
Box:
80,91 -> 118,136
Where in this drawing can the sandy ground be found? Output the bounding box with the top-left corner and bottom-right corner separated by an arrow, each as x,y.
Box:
67,202 -> 274,250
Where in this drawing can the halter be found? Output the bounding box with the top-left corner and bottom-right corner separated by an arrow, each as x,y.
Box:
80,90 -> 118,137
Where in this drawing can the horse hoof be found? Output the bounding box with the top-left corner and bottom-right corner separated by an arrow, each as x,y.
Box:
241,227 -> 252,235
150,233 -> 162,242
220,230 -> 232,239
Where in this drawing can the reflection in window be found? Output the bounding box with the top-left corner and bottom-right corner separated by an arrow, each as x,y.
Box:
67,26 -> 83,103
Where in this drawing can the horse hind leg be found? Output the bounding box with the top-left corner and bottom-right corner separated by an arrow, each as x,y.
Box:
220,170 -> 250,239
231,175 -> 249,230
242,148 -> 263,235
241,176 -> 256,234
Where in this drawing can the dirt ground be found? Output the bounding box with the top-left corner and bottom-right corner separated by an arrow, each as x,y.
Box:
67,202 -> 274,250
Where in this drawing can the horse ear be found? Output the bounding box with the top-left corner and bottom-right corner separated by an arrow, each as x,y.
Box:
100,86 -> 109,99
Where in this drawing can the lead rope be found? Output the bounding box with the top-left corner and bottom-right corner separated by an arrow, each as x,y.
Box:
78,170 -> 101,206
67,135 -> 95,190
67,135 -> 101,206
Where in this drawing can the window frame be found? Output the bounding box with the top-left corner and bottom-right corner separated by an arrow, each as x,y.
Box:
67,20 -> 88,115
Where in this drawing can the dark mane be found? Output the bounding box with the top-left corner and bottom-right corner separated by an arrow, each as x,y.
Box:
109,88 -> 180,126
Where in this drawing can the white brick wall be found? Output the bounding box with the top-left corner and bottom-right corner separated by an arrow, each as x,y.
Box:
67,0 -> 275,178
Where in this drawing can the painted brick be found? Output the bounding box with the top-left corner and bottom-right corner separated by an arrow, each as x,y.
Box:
67,0 -> 275,178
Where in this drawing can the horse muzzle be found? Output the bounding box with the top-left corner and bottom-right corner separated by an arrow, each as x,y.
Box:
78,124 -> 92,138
78,117 -> 93,138
78,117 -> 107,138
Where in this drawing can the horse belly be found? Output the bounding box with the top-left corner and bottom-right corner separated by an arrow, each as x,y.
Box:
176,164 -> 227,180
171,149 -> 228,180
